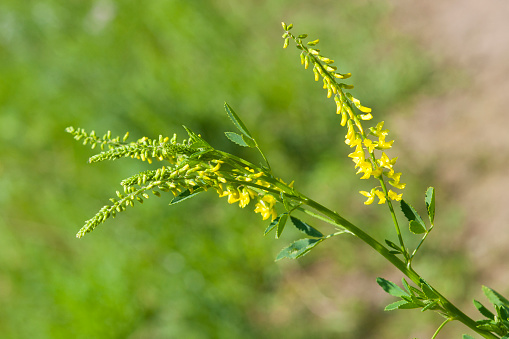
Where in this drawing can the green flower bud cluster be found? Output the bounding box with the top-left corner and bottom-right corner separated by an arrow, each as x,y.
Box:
69,125 -> 291,238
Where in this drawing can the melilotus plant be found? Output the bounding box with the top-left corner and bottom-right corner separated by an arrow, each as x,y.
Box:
67,23 -> 509,339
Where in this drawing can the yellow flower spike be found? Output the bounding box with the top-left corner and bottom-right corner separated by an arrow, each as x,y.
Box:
360,189 -> 376,205
388,190 -> 403,201
374,189 -> 386,204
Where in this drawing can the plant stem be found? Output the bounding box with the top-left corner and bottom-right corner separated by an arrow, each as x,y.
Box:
299,194 -> 499,339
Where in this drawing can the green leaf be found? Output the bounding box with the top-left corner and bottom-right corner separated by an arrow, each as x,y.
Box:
409,220 -> 427,234
377,277 -> 408,298
425,187 -> 435,224
263,213 -> 288,238
224,102 -> 253,139
483,285 -> 509,308
400,199 -> 426,233
421,300 -> 439,312
474,299 -> 495,320
275,238 -> 323,261
276,213 -> 289,239
290,216 -> 323,238
463,335 -> 476,339
385,239 -> 403,253
384,300 -> 413,311
169,187 -> 204,205
420,280 -> 439,300
224,132 -> 256,147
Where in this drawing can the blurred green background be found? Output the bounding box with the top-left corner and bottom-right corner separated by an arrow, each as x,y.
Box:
0,1 -> 495,338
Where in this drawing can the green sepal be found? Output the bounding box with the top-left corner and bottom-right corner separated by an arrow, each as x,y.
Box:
224,102 -> 253,140
425,187 -> 435,224
290,216 -> 323,238
409,220 -> 427,234
474,299 -> 495,320
169,187 -> 204,205
275,238 -> 323,261
182,126 -> 212,149
400,199 -> 426,234
224,132 -> 256,147
377,277 -> 408,298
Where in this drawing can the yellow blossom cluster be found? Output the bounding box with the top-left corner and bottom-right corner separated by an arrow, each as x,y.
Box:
282,22 -> 405,205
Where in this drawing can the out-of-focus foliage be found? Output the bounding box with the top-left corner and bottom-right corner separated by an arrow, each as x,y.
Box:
0,1 -> 440,338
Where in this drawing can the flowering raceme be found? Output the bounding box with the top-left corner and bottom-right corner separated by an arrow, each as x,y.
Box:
282,22 -> 405,205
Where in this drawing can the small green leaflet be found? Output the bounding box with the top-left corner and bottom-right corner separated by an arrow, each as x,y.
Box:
224,132 -> 256,147
377,277 -> 409,298
169,187 -> 204,205
265,213 -> 288,236
290,216 -> 323,238
400,200 -> 427,234
224,102 -> 253,140
473,299 -> 495,320
425,187 -> 435,224
275,238 -> 323,261
276,213 -> 289,238
483,285 -> 509,308
462,335 -> 476,339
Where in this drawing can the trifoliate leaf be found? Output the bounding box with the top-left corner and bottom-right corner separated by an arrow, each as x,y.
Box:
275,238 -> 323,261
376,277 -> 408,298
425,187 -> 435,224
169,187 -> 204,205
474,299 -> 495,320
409,220 -> 427,234
224,102 -> 253,140
290,216 -> 323,238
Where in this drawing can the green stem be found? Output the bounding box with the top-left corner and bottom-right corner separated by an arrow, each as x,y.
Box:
297,194 -> 498,339
431,318 -> 452,339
